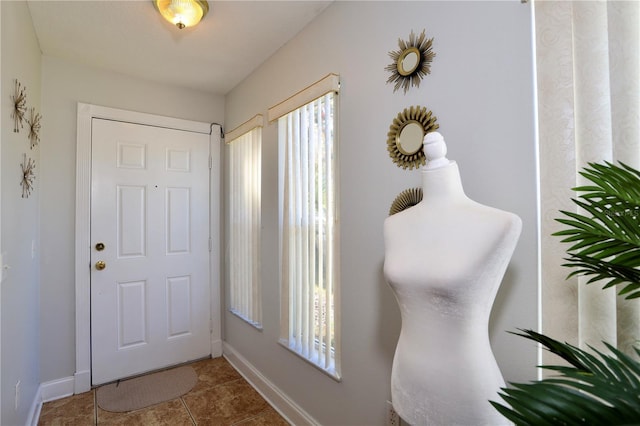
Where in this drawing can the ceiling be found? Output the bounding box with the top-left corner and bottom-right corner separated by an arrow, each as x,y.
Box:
27,0 -> 333,96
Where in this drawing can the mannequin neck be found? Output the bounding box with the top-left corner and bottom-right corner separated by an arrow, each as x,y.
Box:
420,161 -> 467,203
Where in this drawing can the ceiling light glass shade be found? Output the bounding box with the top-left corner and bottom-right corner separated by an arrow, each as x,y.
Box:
155,0 -> 209,29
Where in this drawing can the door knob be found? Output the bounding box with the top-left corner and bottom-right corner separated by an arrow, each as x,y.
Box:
95,260 -> 106,270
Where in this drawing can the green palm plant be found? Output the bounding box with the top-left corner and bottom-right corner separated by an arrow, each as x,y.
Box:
556,161 -> 640,299
490,161 -> 640,425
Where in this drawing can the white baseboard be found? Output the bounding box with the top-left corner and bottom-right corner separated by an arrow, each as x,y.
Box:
26,385 -> 43,426
74,369 -> 91,394
31,375 -> 83,426
28,375 -> 75,426
41,376 -> 75,403
222,342 -> 319,426
212,338 -> 223,357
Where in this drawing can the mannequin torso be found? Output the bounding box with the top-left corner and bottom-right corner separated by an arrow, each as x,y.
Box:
383,133 -> 521,425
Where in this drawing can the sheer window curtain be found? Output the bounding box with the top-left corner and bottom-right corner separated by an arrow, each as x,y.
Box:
536,0 -> 640,363
226,116 -> 263,328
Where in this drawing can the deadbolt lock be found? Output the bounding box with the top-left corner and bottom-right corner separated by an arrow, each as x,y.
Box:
95,242 -> 105,251
95,260 -> 106,271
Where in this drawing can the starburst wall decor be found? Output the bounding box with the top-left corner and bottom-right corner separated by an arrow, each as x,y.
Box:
389,187 -> 423,216
20,153 -> 36,198
27,107 -> 42,149
387,105 -> 439,170
11,79 -> 27,133
386,30 -> 435,94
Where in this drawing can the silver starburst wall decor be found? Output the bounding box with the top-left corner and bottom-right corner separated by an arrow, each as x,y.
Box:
11,79 -> 27,133
27,107 -> 42,149
20,153 -> 36,198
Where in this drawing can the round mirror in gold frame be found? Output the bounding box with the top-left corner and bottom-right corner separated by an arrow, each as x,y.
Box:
387,105 -> 439,170
396,120 -> 424,155
397,47 -> 420,77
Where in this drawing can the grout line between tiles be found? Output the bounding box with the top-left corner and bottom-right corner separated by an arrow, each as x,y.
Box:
93,389 -> 98,425
231,409 -> 267,426
180,396 -> 197,425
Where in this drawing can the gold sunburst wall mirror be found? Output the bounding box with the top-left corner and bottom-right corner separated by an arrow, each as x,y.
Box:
387,105 -> 439,170
386,30 -> 435,93
389,187 -> 423,216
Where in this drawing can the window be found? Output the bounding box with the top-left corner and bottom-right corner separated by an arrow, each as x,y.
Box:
226,115 -> 262,328
269,74 -> 340,379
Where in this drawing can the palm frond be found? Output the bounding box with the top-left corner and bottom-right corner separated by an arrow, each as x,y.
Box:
491,330 -> 640,425
563,254 -> 640,298
494,162 -> 640,424
508,329 -> 589,371
553,162 -> 640,299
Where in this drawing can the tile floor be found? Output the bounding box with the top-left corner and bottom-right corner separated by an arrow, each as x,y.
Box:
38,357 -> 290,425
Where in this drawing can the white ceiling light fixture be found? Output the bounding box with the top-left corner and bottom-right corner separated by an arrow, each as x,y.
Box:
154,0 -> 209,29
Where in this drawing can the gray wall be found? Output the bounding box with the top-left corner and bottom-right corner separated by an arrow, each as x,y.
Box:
1,2 -> 42,424
38,56 -> 225,383
1,1 -> 538,425
224,2 -> 539,425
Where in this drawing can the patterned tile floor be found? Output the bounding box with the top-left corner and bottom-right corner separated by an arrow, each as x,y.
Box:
38,357 -> 290,425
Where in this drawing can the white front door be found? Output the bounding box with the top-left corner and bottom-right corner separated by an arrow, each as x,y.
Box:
90,118 -> 211,385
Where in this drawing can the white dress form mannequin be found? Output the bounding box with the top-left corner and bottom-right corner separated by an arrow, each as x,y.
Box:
383,132 -> 521,426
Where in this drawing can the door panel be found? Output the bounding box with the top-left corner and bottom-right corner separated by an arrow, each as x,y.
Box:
118,185 -> 146,257
90,118 -> 211,385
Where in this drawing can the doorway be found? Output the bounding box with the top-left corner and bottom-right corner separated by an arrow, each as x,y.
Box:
74,104 -> 222,392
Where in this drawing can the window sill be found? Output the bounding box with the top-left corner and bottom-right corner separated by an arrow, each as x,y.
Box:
229,309 -> 263,331
278,338 -> 341,382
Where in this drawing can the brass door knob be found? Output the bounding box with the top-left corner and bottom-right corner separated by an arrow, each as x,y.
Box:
95,260 -> 106,271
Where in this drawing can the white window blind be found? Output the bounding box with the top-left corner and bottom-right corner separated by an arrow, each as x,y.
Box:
227,115 -> 262,328
272,80 -> 340,379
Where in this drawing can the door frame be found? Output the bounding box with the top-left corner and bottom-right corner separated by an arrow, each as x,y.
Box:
74,103 -> 222,393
